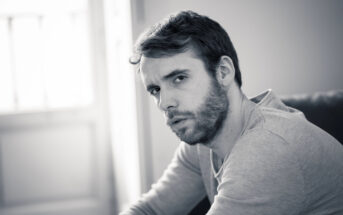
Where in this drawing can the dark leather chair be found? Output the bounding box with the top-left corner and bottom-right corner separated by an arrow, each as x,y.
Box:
281,90 -> 343,144
189,90 -> 343,215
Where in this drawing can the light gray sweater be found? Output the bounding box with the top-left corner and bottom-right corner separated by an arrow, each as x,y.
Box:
121,90 -> 343,215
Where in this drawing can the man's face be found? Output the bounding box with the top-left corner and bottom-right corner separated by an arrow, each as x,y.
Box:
140,49 -> 228,145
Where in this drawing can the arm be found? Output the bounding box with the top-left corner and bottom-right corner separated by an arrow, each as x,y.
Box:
207,130 -> 305,215
120,142 -> 206,215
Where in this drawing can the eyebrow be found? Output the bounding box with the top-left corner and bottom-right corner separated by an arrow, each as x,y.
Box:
162,69 -> 189,82
146,84 -> 159,93
146,69 -> 189,92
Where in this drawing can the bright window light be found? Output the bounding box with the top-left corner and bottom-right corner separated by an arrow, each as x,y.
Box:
104,0 -> 141,212
0,0 -> 93,113
12,17 -> 45,110
0,19 -> 13,112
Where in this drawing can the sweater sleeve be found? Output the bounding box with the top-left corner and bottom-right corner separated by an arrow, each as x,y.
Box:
120,142 -> 206,215
207,129 -> 305,215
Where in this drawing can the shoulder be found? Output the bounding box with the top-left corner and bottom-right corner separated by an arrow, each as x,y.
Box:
254,105 -> 340,151
228,128 -> 296,170
215,129 -> 306,213
223,128 -> 305,189
256,105 -> 308,133
221,129 -> 304,202
248,105 -> 326,148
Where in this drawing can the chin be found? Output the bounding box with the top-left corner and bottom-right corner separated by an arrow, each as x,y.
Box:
178,130 -> 208,146
182,138 -> 210,146
184,141 -> 199,146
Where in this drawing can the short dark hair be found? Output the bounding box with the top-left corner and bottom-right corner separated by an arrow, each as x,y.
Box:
130,10 -> 242,87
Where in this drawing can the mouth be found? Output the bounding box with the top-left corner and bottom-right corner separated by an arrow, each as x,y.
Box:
167,117 -> 187,127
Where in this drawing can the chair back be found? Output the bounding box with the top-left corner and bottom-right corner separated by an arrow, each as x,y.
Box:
281,90 -> 343,144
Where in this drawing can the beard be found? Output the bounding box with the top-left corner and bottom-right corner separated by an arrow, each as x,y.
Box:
167,80 -> 229,145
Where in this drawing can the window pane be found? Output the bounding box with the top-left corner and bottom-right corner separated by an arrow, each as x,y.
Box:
0,0 -> 93,113
0,18 -> 14,112
12,17 -> 45,111
42,13 -> 92,109
72,13 -> 93,106
0,0 -> 88,15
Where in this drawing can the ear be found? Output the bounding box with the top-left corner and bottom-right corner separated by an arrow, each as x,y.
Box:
215,56 -> 235,88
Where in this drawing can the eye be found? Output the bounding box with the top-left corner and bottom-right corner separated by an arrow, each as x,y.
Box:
149,87 -> 160,96
174,75 -> 187,84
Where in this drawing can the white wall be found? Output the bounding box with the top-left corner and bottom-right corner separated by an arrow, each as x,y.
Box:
130,0 -> 343,189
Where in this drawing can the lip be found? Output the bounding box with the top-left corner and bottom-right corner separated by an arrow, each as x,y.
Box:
167,117 -> 187,127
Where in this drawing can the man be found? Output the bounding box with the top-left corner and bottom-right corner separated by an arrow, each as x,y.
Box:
121,11 -> 343,214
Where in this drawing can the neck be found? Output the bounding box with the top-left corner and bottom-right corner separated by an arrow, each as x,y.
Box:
208,85 -> 253,160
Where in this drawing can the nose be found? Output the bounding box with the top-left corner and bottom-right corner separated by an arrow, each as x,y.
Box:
158,89 -> 177,112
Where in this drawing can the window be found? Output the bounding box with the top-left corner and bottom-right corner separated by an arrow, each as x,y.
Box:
0,0 -> 93,113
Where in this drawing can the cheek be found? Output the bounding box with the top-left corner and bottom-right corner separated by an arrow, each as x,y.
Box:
180,90 -> 206,111
178,77 -> 213,110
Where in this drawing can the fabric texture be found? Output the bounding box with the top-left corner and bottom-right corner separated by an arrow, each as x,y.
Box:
120,90 -> 343,215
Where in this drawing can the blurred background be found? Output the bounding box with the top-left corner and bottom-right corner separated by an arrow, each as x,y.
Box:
0,0 -> 342,214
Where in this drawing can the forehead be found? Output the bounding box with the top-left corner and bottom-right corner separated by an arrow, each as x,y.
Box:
139,49 -> 206,85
